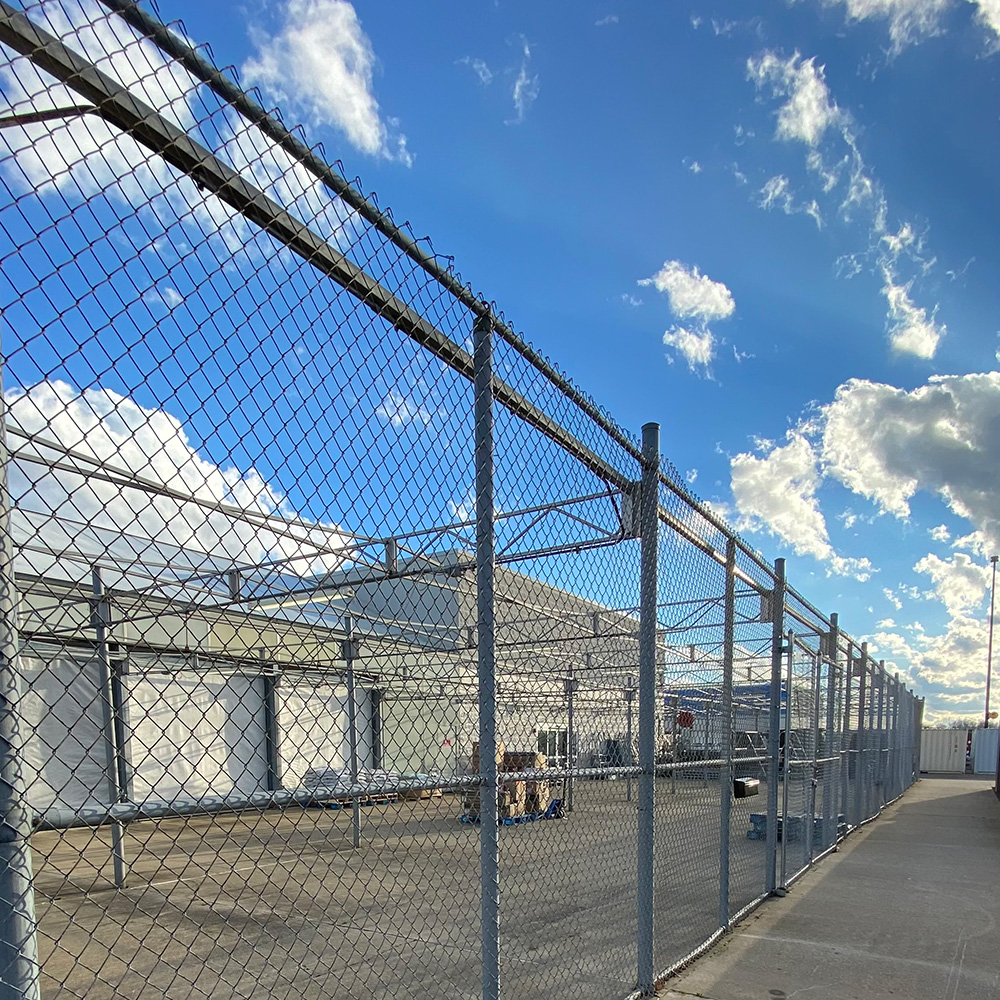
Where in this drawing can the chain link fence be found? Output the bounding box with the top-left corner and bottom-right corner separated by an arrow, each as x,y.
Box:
0,3 -> 923,998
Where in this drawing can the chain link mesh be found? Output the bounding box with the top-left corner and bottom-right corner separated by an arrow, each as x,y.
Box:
0,3 -> 923,999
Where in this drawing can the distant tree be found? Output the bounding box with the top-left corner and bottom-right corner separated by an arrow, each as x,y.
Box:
927,718 -> 978,730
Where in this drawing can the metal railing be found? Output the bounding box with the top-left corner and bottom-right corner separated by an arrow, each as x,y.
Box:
0,4 -> 922,999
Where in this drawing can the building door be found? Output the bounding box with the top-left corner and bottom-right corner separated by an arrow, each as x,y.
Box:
537,728 -> 568,769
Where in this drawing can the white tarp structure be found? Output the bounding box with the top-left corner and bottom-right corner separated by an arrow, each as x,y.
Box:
20,645 -> 109,811
128,667 -> 269,804
278,680 -> 373,788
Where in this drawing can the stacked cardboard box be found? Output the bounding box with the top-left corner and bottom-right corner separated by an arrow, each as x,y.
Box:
502,751 -> 546,771
499,780 -> 526,819
471,741 -> 505,770
525,780 -> 550,815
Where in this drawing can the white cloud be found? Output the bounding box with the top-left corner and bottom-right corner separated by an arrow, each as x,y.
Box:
375,389 -> 442,428
914,552 -> 989,615
689,160 -> 703,174
730,433 -> 873,579
686,468 -> 698,483
507,38 -> 540,125
806,150 -> 847,193
882,271 -> 945,358
971,0 -> 1000,41
458,57 -> 493,85
883,587 -> 904,610
621,293 -> 643,307
821,0 -> 953,52
662,327 -> 715,371
595,14 -> 620,26
7,381 -> 349,589
930,524 -> 951,542
747,51 -> 845,147
243,0 -> 411,165
638,260 -> 735,322
758,175 -> 824,228
820,374 -> 1000,550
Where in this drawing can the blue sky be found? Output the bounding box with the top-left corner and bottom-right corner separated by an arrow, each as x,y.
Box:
3,0 -> 1000,721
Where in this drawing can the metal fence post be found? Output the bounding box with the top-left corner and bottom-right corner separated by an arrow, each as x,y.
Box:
345,615 -> 362,851
779,630 -> 794,891
764,558 -> 785,895
625,674 -> 635,803
474,311 -> 500,1000
91,568 -> 127,888
865,650 -> 876,819
889,670 -> 902,799
637,422 -> 659,994
823,615 -> 838,848
718,538 -> 735,929
876,661 -> 886,811
854,647 -> 867,826
840,642 -> 853,831
808,651 -> 820,864
670,694 -> 678,796
0,358 -> 41,1000
567,663 -> 576,813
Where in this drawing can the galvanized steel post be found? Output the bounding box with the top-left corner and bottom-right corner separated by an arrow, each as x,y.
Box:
876,661 -> 886,810
718,538 -> 736,929
840,642 -> 854,830
779,630 -> 794,891
854,647 -> 867,826
91,568 -> 127,888
765,559 -> 785,895
625,674 -> 635,803
637,422 -> 659,994
808,650 -> 821,864
473,311 -> 500,1000
345,615 -> 362,851
0,358 -> 40,1000
567,663 -> 576,813
823,614 -> 839,848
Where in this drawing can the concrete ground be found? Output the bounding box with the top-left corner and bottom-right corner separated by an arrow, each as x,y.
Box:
663,776 -> 1000,1000
31,774 -> 786,1000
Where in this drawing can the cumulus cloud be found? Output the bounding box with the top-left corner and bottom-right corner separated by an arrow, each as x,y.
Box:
730,433 -> 873,579
243,0 -> 412,164
595,14 -> 619,26
914,552 -> 989,615
882,271 -> 945,358
820,373 -> 1000,548
639,261 -> 736,373
747,51 -> 845,147
7,381 -> 349,589
639,260 -> 735,322
971,0 -> 1000,42
662,327 -> 716,371
930,524 -> 951,542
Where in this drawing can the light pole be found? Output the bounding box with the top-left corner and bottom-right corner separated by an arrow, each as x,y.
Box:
986,555 -> 998,729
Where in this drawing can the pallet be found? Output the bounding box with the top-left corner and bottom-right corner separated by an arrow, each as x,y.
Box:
312,793 -> 399,810
461,799 -> 565,825
747,813 -> 846,843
